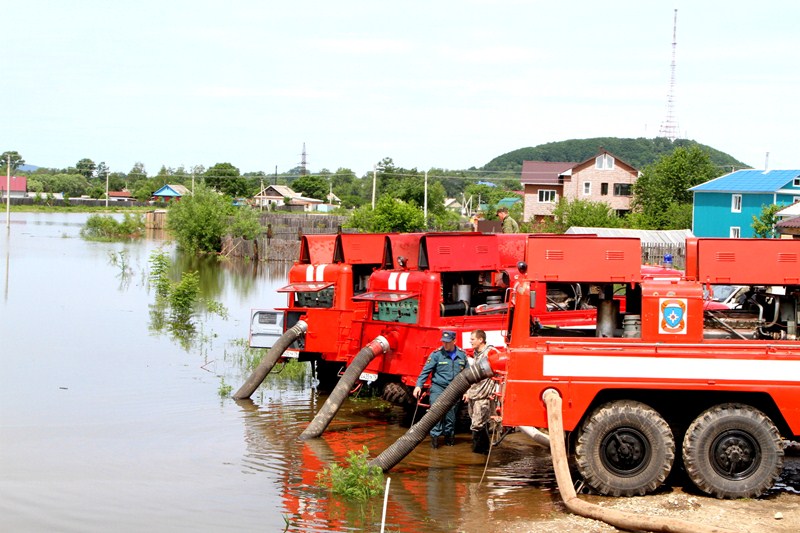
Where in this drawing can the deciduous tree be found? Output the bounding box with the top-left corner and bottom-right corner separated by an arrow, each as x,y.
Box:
752,204 -> 782,238
204,162 -> 250,197
76,158 -> 96,179
1,150 -> 25,173
345,194 -> 424,232
292,174 -> 329,200
540,198 -> 623,233
630,146 -> 721,229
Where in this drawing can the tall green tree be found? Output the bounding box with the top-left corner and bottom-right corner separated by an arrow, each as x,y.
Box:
752,204 -> 782,238
76,158 -> 96,179
330,168 -> 365,208
1,150 -> 25,173
630,146 -> 721,229
128,162 -> 147,181
292,174 -> 329,200
204,162 -> 250,197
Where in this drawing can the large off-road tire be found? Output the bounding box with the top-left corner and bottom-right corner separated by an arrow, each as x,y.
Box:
381,381 -> 414,406
682,403 -> 783,499
575,400 -> 675,496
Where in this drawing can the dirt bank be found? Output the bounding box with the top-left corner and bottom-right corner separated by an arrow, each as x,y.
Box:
496,447 -> 800,533
498,489 -> 800,533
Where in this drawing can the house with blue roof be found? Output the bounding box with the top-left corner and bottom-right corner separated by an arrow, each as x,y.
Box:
690,169 -> 800,238
152,184 -> 190,203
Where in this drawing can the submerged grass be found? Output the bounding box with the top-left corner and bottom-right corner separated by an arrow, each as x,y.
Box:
226,338 -> 309,381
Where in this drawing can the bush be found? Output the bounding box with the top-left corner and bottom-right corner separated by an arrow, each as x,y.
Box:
167,184 -> 261,254
80,213 -> 145,240
317,446 -> 384,501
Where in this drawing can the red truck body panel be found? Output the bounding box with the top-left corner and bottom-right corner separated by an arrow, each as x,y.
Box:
498,236 -> 800,440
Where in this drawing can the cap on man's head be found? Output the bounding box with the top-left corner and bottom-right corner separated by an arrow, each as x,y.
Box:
441,330 -> 456,342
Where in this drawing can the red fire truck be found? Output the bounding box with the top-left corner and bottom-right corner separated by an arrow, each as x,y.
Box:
488,235 -> 800,499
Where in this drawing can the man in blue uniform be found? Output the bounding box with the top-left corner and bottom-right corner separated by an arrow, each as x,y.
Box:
413,330 -> 468,449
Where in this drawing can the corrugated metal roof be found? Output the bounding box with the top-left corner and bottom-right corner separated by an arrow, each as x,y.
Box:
776,216 -> 800,229
565,226 -> 693,245
520,161 -> 575,185
496,197 -> 521,208
690,169 -> 800,193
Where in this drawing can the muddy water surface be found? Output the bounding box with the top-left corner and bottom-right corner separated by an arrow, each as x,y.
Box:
0,213 -> 559,533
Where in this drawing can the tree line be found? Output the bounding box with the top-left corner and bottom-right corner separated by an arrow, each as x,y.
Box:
5,144 -> 763,236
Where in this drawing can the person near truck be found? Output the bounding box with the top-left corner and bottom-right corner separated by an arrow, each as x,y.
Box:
413,330 -> 468,449
465,329 -> 499,454
496,207 -> 519,233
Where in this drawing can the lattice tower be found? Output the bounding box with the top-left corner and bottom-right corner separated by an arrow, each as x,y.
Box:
659,9 -> 679,141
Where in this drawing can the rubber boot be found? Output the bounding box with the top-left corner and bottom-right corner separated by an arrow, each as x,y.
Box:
445,434 -> 455,446
472,429 -> 489,454
471,430 -> 482,453
431,436 -> 440,449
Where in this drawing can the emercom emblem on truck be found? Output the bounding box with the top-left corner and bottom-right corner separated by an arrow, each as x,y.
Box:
659,298 -> 687,334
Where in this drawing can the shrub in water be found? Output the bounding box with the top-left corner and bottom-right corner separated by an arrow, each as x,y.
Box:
317,446 -> 384,501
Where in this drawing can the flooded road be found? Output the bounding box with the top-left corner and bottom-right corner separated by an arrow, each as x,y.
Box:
0,213 -> 559,533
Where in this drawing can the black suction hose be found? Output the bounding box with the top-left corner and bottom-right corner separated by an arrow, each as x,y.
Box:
299,335 -> 391,440
370,357 -> 494,472
232,320 -> 308,400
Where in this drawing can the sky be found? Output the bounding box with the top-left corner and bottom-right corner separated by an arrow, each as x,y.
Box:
2,0 -> 798,178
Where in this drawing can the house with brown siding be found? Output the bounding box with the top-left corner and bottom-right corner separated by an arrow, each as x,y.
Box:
521,150 -> 639,223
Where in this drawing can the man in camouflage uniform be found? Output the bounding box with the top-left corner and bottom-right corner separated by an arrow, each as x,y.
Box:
496,207 -> 519,233
465,329 -> 499,454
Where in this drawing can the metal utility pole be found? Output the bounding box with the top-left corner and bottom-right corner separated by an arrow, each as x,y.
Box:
5,154 -> 11,228
423,170 -> 428,227
658,9 -> 679,141
371,165 -> 377,210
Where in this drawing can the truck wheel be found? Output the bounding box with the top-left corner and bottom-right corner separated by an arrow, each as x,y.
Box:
575,400 -> 675,496
682,403 -> 783,499
381,382 -> 413,406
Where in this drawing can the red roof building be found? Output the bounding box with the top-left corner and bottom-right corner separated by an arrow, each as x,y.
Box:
0,175 -> 27,197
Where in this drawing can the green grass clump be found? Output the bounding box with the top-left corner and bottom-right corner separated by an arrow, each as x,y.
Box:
80,213 -> 145,240
317,446 -> 384,501
218,377 -> 233,397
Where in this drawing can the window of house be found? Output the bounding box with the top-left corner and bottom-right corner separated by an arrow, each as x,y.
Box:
794,196 -> 800,204
601,183 -> 609,196
730,227 -> 741,238
538,189 -> 556,203
613,183 -> 632,196
583,182 -> 591,195
732,194 -> 742,213
595,154 -> 615,170
794,178 -> 800,187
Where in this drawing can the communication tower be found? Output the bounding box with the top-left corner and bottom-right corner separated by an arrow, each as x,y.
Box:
299,143 -> 308,176
659,9 -> 679,141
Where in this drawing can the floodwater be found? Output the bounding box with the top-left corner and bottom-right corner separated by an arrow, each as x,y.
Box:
0,212 -> 559,533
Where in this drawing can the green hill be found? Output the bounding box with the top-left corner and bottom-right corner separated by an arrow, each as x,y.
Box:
483,137 -> 749,173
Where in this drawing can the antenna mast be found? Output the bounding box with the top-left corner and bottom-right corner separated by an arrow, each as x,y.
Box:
659,9 -> 679,141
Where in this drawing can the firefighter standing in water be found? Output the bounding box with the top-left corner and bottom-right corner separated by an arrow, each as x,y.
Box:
465,329 -> 499,454
413,330 -> 467,449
